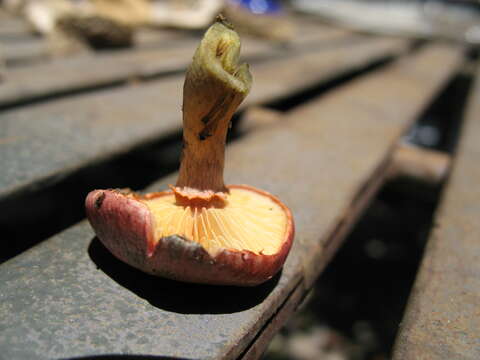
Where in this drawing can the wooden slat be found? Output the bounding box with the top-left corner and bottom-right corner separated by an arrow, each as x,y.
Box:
1,38 -> 51,66
0,24 -> 350,107
393,66 -> 480,360
0,36 -> 408,202
389,143 -> 451,185
242,109 -> 452,189
0,14 -> 34,40
0,44 -> 461,360
241,109 -> 452,186
133,28 -> 195,48
0,25 -> 196,68
0,27 -> 192,69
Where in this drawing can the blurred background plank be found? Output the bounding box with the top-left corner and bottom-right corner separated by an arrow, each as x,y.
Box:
0,23 -> 350,108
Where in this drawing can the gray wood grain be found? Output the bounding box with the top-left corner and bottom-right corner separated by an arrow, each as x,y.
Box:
0,37 -> 408,202
0,44 -> 461,360
0,25 -> 350,107
393,65 -> 480,360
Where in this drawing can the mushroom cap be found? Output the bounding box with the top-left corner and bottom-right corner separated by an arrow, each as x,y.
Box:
85,185 -> 294,286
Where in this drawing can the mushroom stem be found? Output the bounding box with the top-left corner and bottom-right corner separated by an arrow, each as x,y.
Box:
175,17 -> 252,197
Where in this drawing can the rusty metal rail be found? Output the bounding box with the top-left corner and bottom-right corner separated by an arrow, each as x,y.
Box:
0,36 -> 463,359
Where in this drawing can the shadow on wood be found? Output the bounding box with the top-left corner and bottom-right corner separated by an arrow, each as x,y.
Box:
88,237 -> 280,314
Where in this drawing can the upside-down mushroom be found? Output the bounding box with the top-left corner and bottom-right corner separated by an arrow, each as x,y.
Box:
86,17 -> 294,286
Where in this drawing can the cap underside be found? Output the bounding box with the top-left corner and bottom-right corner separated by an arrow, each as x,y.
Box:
143,188 -> 288,256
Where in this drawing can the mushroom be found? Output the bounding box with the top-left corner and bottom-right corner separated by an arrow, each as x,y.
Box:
86,17 -> 294,286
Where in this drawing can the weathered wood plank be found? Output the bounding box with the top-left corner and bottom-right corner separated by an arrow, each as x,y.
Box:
0,24 -> 350,107
0,44 -> 462,360
0,39 -> 199,103
389,143 -> 451,185
393,66 -> 480,360
0,14 -> 34,39
0,36 -> 408,202
0,27 -> 193,69
0,25 -> 195,68
1,38 -> 51,66
242,110 -> 452,185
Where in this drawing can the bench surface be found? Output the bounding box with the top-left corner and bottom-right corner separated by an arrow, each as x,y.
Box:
0,10 -> 475,360
0,40 -> 462,359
